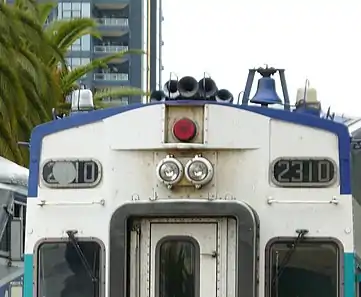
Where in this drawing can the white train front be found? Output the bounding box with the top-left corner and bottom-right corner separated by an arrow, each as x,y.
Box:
22,68 -> 361,297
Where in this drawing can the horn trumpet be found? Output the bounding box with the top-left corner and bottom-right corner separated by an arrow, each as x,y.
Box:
163,80 -> 179,99
198,77 -> 218,98
215,89 -> 234,103
150,90 -> 166,102
177,76 -> 199,98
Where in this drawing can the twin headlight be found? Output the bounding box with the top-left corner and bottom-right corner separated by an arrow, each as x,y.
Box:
156,155 -> 214,189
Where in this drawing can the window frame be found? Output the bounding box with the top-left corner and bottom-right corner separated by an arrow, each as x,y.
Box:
0,191 -> 27,258
61,10 -> 72,18
71,2 -> 81,10
61,2 -> 71,10
356,266 -> 361,297
155,235 -> 200,297
264,237 -> 343,297
33,237 -> 106,297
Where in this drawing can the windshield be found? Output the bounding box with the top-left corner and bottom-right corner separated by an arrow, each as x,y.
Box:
37,241 -> 101,297
268,240 -> 338,297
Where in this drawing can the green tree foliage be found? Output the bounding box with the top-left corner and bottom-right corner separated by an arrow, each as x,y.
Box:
0,0 -> 145,166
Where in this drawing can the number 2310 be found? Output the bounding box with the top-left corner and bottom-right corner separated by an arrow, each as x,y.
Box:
274,160 -> 333,184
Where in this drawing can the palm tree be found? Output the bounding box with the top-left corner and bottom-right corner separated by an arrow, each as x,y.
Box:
0,0 -> 63,165
37,2 -> 146,108
0,0 -> 146,166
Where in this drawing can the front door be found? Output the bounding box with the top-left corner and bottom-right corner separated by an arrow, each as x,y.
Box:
130,218 -> 228,297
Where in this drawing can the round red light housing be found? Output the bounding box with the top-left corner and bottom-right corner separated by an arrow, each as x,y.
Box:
172,118 -> 197,142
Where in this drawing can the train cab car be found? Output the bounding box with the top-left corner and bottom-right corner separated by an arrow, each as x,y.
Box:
0,157 -> 28,296
24,68 -> 354,297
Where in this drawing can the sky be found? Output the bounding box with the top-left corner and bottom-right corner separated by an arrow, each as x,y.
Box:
162,0 -> 361,116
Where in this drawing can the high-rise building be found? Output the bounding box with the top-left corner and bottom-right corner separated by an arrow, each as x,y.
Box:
48,0 -> 163,105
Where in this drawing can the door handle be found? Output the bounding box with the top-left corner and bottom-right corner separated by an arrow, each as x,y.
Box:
201,251 -> 218,258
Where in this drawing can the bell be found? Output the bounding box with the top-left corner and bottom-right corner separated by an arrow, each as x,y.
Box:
250,77 -> 282,105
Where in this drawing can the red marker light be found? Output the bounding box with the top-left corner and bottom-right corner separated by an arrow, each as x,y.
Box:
172,118 -> 197,142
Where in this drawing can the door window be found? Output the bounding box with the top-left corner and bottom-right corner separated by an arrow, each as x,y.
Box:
157,237 -> 199,297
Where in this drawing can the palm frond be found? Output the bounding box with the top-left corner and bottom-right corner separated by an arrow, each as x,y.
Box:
0,1 -> 145,165
45,18 -> 100,50
36,2 -> 57,25
93,87 -> 146,101
60,49 -> 144,96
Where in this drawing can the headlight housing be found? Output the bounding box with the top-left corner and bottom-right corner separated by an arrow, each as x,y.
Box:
185,155 -> 214,188
156,155 -> 183,188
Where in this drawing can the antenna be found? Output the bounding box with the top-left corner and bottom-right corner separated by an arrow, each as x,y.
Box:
203,71 -> 212,90
17,141 -> 30,148
77,82 -> 85,112
237,91 -> 245,105
325,106 -> 335,120
303,79 -> 310,105
52,108 -> 57,120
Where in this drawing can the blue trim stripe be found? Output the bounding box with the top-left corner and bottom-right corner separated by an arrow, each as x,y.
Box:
344,253 -> 355,297
28,101 -> 351,197
24,254 -> 33,297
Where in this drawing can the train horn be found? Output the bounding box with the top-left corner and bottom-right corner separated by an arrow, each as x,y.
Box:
177,76 -> 199,98
198,77 -> 218,98
163,80 -> 179,99
150,90 -> 166,102
215,89 -> 234,103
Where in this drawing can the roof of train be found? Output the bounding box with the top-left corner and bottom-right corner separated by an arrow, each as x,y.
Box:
0,157 -> 28,188
329,113 -> 361,135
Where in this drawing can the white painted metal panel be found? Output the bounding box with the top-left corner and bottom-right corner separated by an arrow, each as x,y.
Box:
106,104 -> 164,149
205,104 -> 270,149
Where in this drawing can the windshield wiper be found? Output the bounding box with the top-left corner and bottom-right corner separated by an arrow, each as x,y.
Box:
271,229 -> 308,295
66,230 -> 98,283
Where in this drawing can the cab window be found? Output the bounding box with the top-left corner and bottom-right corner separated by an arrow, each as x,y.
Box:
37,241 -> 102,297
157,237 -> 199,297
0,195 -> 26,257
266,239 -> 339,297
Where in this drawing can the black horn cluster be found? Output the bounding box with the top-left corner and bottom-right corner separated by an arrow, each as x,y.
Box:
150,75 -> 234,103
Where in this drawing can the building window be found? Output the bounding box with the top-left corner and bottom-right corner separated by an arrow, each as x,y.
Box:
58,2 -> 90,19
81,3 -> 91,17
57,3 -> 91,52
72,2 -> 81,10
71,39 -> 81,51
70,35 -> 90,51
157,237 -> 199,297
66,58 -> 91,70
62,2 -> 71,10
81,35 -> 91,51
62,10 -> 71,19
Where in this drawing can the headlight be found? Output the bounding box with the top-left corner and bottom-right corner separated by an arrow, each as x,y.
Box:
156,155 -> 183,188
185,155 -> 214,188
